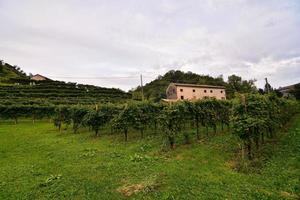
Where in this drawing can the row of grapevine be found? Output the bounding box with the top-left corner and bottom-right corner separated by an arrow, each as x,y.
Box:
0,95 -> 298,156
159,100 -> 231,148
231,94 -> 299,159
0,105 -> 55,124
0,99 -> 232,147
0,82 -> 131,105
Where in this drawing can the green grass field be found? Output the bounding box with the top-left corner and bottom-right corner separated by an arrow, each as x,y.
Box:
0,116 -> 299,200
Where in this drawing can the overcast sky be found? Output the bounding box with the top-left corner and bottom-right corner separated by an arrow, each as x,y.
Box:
0,0 -> 299,91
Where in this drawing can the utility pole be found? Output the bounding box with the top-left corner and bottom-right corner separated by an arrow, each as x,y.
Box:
140,74 -> 144,101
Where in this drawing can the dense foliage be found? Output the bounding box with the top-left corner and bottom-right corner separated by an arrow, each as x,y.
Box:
231,94 -> 299,159
131,70 -> 257,101
131,70 -> 226,101
226,75 -> 257,99
291,83 -> 300,100
0,94 -> 298,159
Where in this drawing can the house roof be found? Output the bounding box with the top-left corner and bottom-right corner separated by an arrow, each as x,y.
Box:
278,83 -> 299,92
32,74 -> 46,78
170,83 -> 226,89
31,74 -> 50,80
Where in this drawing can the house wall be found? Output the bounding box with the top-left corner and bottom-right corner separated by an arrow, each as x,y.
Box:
166,85 -> 178,99
176,86 -> 226,100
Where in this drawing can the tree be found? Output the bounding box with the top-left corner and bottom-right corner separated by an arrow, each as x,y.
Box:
226,75 -> 257,99
201,99 -> 219,135
0,60 -> 3,73
184,100 -> 203,140
0,106 -> 25,124
83,107 -> 111,136
70,107 -> 88,133
112,105 -> 133,141
130,102 -> 152,138
31,105 -> 55,124
219,101 -> 231,130
231,93 -> 298,160
232,94 -> 266,159
159,103 -> 185,149
148,102 -> 163,134
53,106 -> 71,132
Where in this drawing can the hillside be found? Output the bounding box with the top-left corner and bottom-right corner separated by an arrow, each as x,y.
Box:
132,70 -> 226,101
0,81 -> 131,105
0,61 -> 131,104
131,70 -> 259,101
0,61 -> 257,104
0,61 -> 28,83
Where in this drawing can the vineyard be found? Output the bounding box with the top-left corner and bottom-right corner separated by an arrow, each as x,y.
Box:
0,93 -> 299,199
1,61 -> 299,198
0,80 -> 131,105
0,61 -> 132,105
2,1 -> 300,198
0,94 -> 298,159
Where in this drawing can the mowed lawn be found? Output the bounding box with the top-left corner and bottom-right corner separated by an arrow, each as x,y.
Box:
0,116 -> 299,200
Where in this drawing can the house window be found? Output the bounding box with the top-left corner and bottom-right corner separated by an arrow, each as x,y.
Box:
204,90 -> 207,93
204,96 -> 209,99
180,89 -> 183,92
221,97 -> 225,100
193,89 -> 195,92
181,96 -> 184,100
210,90 -> 213,93
220,90 -> 223,93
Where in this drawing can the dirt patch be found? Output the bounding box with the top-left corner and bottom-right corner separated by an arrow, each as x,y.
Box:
175,154 -> 184,160
224,160 -> 237,169
117,174 -> 163,197
279,191 -> 299,199
118,183 -> 147,197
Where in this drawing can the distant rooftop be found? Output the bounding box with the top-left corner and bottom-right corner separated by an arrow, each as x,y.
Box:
30,74 -> 51,81
170,83 -> 226,89
278,83 -> 299,91
32,74 -> 47,78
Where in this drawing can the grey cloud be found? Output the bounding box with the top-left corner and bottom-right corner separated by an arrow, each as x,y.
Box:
0,0 -> 299,91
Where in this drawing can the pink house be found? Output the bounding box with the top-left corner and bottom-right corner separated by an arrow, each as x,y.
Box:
166,83 -> 226,101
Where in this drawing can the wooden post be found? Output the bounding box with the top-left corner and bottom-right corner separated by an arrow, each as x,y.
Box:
140,74 -> 144,101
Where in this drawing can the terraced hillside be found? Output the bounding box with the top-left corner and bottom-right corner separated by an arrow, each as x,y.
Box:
0,61 -> 131,105
0,81 -> 131,105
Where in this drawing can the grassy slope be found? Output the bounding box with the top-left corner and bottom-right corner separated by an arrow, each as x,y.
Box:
0,64 -> 27,82
0,116 -> 299,199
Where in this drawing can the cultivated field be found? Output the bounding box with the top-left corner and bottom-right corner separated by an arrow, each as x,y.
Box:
0,115 -> 299,200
